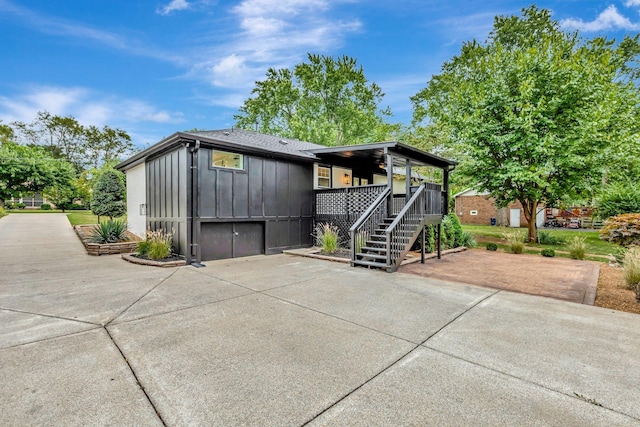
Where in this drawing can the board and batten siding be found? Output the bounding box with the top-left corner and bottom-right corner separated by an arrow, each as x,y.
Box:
196,148 -> 314,256
145,147 -> 189,257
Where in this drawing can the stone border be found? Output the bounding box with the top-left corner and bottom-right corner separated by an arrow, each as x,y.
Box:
74,225 -> 141,256
121,253 -> 186,267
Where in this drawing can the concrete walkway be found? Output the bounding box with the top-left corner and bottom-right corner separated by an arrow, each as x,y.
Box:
1,214 -> 639,426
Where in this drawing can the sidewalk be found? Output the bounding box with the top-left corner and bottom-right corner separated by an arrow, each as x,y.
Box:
1,214 -> 639,426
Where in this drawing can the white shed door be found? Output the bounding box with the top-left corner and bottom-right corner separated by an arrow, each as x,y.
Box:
509,209 -> 521,228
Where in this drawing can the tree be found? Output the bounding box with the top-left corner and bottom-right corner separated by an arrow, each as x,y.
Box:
411,6 -> 639,241
11,111 -> 134,172
90,169 -> 126,221
235,53 -> 395,146
0,140 -> 76,207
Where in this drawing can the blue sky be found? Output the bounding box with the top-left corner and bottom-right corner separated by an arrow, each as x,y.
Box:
1,0 -> 638,148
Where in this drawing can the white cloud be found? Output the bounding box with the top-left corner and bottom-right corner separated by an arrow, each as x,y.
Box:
157,0 -> 191,15
624,0 -> 640,7
190,0 -> 361,89
0,85 -> 185,128
561,5 -> 640,32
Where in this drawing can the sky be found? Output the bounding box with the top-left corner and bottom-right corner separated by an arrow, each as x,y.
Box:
0,0 -> 638,148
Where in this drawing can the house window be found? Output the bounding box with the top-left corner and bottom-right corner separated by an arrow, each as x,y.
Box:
212,149 -> 244,170
317,166 -> 331,188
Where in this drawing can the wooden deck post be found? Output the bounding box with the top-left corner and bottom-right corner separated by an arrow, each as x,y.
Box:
386,151 -> 394,215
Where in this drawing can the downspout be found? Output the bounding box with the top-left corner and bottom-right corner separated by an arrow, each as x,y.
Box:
188,139 -> 200,265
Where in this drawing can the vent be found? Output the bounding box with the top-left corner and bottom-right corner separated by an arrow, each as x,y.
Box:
278,139 -> 288,145
223,131 -> 230,136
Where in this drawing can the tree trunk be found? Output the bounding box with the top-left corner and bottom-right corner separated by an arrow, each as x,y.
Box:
496,208 -> 508,227
521,200 -> 537,242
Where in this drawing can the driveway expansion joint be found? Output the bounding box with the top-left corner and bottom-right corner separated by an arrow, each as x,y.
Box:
302,289 -> 500,425
0,306 -> 101,326
422,346 -> 640,422
103,326 -> 167,426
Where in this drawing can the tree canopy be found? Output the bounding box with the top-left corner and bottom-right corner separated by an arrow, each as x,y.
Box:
0,140 -> 76,206
235,53 -> 396,146
11,111 -> 134,172
411,6 -> 640,240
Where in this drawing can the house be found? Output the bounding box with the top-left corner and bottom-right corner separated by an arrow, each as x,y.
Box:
453,188 -> 544,228
116,129 -> 456,272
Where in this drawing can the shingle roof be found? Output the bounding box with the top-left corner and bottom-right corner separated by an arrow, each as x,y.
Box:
184,129 -> 322,159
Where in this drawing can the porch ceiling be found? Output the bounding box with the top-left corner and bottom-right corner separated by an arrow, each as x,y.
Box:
305,142 -> 455,170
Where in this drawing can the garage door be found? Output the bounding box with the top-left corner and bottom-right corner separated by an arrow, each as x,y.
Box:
200,222 -> 264,261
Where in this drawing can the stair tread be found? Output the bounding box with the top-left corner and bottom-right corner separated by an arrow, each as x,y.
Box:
360,246 -> 387,252
352,259 -> 387,268
356,253 -> 387,260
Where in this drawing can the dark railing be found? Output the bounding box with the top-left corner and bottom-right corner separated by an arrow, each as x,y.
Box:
314,185 -> 386,240
386,184 -> 428,271
348,188 -> 392,261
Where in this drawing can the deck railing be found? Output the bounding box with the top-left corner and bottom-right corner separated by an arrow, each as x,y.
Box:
348,187 -> 392,261
386,184 -> 429,271
314,185 -> 386,240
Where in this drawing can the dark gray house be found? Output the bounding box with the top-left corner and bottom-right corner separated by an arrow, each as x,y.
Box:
116,129 -> 455,272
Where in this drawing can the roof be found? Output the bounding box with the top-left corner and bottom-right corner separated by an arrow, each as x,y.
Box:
306,141 -> 456,169
116,129 -> 456,172
452,188 -> 490,198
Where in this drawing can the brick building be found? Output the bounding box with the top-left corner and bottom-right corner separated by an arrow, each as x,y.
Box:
453,188 -> 544,228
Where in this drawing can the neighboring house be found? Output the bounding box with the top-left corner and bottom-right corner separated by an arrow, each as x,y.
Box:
6,193 -> 51,209
116,129 -> 455,272
453,188 -> 544,228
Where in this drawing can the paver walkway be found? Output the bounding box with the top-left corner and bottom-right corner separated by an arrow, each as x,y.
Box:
1,214 -> 639,426
400,249 -> 599,304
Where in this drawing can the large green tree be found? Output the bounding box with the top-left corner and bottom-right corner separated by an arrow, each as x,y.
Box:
235,53 -> 395,146
0,140 -> 76,207
411,6 -> 639,241
12,111 -> 134,172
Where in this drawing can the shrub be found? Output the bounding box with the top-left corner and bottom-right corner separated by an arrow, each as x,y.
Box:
541,248 -> 556,257
424,224 -> 436,253
15,202 -> 25,209
623,248 -> 640,302
597,182 -> 640,219
503,231 -> 525,254
567,236 -> 588,260
460,230 -> 477,248
148,230 -> 173,260
447,213 -> 464,247
91,169 -> 126,220
90,219 -> 128,243
486,242 -> 498,251
537,230 -> 565,245
40,203 -> 51,210
0,206 -> 6,218
68,203 -> 85,210
137,240 -> 152,256
4,202 -> 14,209
599,213 -> 640,247
313,223 -> 340,254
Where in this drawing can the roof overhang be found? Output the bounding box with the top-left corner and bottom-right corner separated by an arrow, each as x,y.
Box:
305,141 -> 456,170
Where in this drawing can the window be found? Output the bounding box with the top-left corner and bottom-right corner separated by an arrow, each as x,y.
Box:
212,149 -> 244,170
317,166 -> 331,188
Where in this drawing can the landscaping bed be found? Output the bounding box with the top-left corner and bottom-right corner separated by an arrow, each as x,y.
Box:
121,253 -> 186,267
596,265 -> 640,315
74,225 -> 141,256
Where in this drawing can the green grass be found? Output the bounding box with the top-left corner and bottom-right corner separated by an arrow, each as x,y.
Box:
66,211 -> 126,226
4,209 -> 113,226
463,225 -> 616,257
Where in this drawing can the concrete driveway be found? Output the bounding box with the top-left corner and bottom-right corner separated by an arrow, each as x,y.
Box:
1,214 -> 639,426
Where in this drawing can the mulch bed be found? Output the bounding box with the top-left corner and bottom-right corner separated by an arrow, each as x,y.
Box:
595,265 -> 640,314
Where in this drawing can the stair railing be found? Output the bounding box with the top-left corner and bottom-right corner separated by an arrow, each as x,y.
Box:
385,183 -> 427,272
349,187 -> 392,263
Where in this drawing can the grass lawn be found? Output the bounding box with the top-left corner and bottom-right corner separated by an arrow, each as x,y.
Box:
463,224 -> 617,259
5,209 -> 125,226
